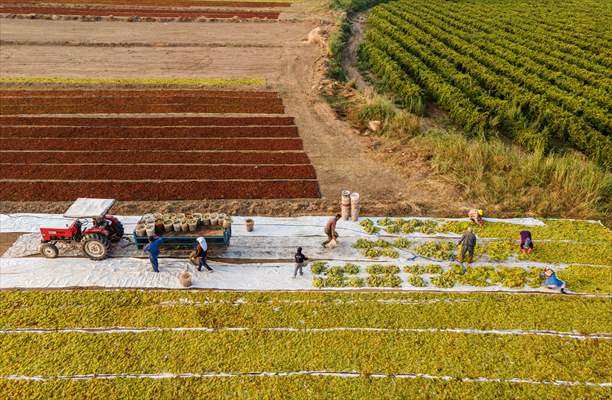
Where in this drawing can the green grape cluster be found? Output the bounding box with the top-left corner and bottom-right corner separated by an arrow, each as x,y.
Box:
414,241 -> 456,260
408,274 -> 427,287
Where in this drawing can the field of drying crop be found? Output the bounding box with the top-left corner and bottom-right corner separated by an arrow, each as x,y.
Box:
0,88 -> 321,201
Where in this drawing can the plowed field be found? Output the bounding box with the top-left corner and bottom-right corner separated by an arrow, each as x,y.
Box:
0,126 -> 299,138
0,5 -> 280,19
0,151 -> 311,164
0,116 -> 295,126
0,89 -> 320,200
0,181 -> 320,200
0,0 -> 291,7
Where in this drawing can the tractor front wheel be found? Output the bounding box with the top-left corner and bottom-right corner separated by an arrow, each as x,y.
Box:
82,234 -> 111,260
40,243 -> 59,259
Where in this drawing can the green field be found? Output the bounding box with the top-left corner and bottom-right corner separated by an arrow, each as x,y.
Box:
1,290 -> 610,398
359,0 -> 612,167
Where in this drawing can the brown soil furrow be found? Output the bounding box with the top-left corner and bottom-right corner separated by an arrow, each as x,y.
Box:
0,90 -> 280,98
0,180 -> 321,200
0,6 -> 280,18
0,151 -> 311,164
4,96 -> 284,106
0,138 -> 303,150
0,164 -> 316,180
0,126 -> 299,138
0,116 -> 295,126
0,103 -> 285,114
0,1 -> 291,8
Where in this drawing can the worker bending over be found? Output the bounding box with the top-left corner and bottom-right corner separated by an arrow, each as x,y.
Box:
322,214 -> 341,248
519,230 -> 534,254
540,267 -> 567,294
468,209 -> 484,226
195,237 -> 213,272
293,247 -> 309,278
457,227 -> 477,272
144,235 -> 164,273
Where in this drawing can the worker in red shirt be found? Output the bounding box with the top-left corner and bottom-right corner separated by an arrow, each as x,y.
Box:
322,214 -> 341,248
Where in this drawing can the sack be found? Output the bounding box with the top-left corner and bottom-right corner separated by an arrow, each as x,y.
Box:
325,239 -> 338,249
189,250 -> 199,266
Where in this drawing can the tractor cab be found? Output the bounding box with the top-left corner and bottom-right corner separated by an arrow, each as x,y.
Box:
39,198 -> 124,260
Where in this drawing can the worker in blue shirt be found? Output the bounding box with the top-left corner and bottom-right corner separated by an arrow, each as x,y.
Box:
143,235 -> 164,273
540,267 -> 568,294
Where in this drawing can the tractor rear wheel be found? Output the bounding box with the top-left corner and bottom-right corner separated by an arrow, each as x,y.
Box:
40,243 -> 59,259
109,220 -> 124,243
82,234 -> 111,260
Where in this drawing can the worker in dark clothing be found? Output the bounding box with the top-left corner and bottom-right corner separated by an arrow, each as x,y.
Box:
143,235 -> 164,273
519,230 -> 534,255
322,214 -> 341,248
293,247 -> 309,278
195,237 -> 213,272
457,227 -> 477,272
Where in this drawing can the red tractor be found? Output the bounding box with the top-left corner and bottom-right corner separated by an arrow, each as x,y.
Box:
39,198 -> 124,260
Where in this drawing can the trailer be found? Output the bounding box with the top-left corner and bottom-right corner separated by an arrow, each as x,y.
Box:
133,217 -> 231,251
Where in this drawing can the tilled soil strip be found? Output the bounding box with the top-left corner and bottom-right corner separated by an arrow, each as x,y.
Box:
0,90 -> 280,98
0,126 -> 299,138
0,104 -> 285,114
0,138 -> 303,151
0,151 -> 312,164
0,164 -> 316,181
5,97 -> 284,106
0,6 -> 280,18
0,1 -> 291,8
0,164 -> 316,180
0,180 -> 321,200
0,116 -> 295,126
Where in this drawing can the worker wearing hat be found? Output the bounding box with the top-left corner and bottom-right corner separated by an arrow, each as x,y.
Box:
468,209 -> 484,226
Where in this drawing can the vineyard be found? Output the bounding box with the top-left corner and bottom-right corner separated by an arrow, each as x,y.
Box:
0,88 -> 321,200
359,0 -> 612,167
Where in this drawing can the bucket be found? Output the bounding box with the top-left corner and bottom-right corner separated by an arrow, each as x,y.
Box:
163,220 -> 174,232
176,213 -> 186,220
179,271 -> 192,288
341,204 -> 351,221
173,221 -> 182,232
135,224 -> 147,237
341,190 -> 351,204
201,214 -> 211,226
210,213 -> 219,226
155,222 -> 164,234
350,192 -> 360,221
245,218 -> 254,232
187,219 -> 198,232
181,222 -> 189,232
145,224 -> 156,237
154,213 -> 163,220
163,213 -> 174,221
142,214 -> 155,224
222,217 -> 232,229
341,190 -> 351,220
192,213 -> 202,224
